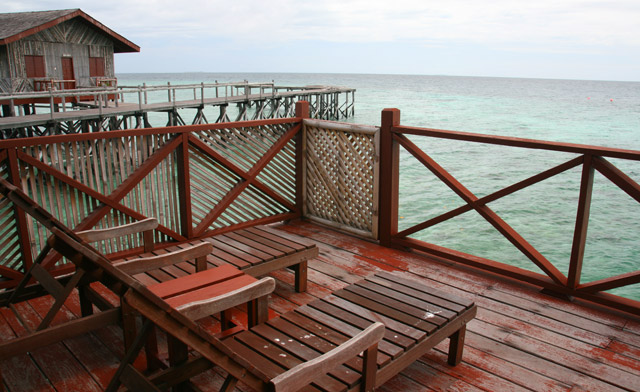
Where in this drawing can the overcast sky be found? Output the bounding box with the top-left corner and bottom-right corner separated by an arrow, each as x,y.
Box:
6,0 -> 640,81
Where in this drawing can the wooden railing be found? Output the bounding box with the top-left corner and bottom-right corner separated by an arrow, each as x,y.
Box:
0,102 -> 307,289
379,108 -> 640,316
2,102 -> 638,316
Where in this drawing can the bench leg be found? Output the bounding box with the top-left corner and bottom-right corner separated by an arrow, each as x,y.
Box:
106,319 -> 154,392
247,296 -> 269,328
221,309 -> 234,331
79,284 -> 94,317
121,299 -> 138,352
362,343 -> 379,391
168,336 -> 189,392
221,375 -> 238,392
447,325 -> 467,366
293,261 -> 308,293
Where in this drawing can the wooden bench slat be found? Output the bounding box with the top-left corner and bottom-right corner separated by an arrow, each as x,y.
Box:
199,238 -> 252,269
257,225 -> 319,249
206,237 -> 263,265
308,299 -> 416,351
235,229 -> 297,255
295,305 -> 404,360
222,338 -> 285,379
265,316 -> 364,372
246,226 -> 311,250
333,289 -> 438,335
345,284 -> 450,326
233,331 -> 347,392
366,274 -> 467,313
162,275 -> 258,309
148,265 -> 243,299
356,279 -> 458,319
251,323 -> 361,388
322,294 -> 425,342
278,311 -> 392,368
219,232 -> 282,259
375,271 -> 476,308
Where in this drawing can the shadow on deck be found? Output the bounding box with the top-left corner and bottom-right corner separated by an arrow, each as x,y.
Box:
2,220 -> 639,392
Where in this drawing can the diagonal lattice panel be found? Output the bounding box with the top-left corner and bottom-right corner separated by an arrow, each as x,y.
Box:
189,146 -> 241,228
19,134 -> 173,196
255,139 -> 297,205
192,123 -> 292,172
209,184 -> 289,230
119,148 -> 181,242
305,124 -> 377,233
18,161 -> 103,265
0,161 -> 24,274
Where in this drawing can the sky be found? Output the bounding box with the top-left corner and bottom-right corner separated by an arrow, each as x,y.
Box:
5,0 -> 640,81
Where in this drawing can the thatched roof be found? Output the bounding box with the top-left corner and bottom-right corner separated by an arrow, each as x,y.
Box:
0,9 -> 139,53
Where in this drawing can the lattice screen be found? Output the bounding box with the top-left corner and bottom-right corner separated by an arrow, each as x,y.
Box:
304,120 -> 379,238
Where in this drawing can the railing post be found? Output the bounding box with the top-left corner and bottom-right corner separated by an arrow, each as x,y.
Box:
295,101 -> 310,218
378,108 -> 401,246
7,148 -> 34,271
568,154 -> 595,289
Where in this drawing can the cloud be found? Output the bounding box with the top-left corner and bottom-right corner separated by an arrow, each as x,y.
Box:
5,0 -> 640,79
9,0 -> 639,48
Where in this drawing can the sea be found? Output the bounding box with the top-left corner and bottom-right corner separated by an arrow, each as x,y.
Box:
118,72 -> 640,300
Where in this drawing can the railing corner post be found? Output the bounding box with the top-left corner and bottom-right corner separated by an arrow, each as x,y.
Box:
295,101 -> 310,119
295,101 -> 310,218
379,108 -> 401,246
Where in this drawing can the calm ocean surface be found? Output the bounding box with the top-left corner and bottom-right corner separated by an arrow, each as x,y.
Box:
119,72 -> 640,299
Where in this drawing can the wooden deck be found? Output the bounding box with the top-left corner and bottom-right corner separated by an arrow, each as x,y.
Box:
2,220 -> 640,391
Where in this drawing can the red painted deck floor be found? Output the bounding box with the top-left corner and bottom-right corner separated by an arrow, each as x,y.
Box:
2,220 -> 640,391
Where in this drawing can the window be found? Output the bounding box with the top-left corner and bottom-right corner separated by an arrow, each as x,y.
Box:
25,55 -> 45,78
89,57 -> 105,77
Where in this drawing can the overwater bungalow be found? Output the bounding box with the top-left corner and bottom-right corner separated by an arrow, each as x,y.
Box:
0,101 -> 638,391
0,9 -> 138,94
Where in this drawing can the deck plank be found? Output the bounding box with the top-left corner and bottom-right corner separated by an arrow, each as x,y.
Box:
1,221 -> 639,391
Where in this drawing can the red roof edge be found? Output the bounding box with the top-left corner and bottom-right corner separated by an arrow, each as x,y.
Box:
0,9 -> 140,53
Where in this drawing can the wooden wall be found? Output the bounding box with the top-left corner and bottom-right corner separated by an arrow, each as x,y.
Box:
0,46 -> 10,93
2,18 -> 116,93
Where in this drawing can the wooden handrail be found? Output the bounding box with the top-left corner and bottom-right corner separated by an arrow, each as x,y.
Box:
381,109 -> 640,316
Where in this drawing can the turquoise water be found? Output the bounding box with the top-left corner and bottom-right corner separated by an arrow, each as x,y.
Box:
119,72 -> 640,299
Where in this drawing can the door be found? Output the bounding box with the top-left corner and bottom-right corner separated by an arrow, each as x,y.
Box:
61,57 -> 75,89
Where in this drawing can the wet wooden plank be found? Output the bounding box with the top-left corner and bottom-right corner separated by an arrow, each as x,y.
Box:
0,311 -> 56,392
250,323 -> 361,387
235,228 -> 297,254
217,233 -> 278,260
248,225 -> 315,249
308,299 -> 416,350
2,221 -> 639,392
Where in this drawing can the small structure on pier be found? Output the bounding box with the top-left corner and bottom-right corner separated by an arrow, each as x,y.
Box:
0,8 -> 139,112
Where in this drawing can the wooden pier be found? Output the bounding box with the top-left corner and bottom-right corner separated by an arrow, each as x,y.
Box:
0,82 -> 355,138
0,102 -> 638,391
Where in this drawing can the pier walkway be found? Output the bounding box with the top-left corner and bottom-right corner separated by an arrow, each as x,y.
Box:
0,82 -> 355,137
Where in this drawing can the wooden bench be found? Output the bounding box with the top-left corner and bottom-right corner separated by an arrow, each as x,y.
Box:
118,270 -> 477,391
144,225 -> 319,293
0,178 -> 476,392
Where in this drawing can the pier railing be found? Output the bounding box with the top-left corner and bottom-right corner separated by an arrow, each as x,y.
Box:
1,81 -> 354,119
1,102 -> 637,316
0,102 -> 307,289
378,109 -> 640,316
